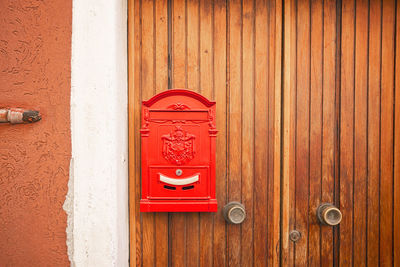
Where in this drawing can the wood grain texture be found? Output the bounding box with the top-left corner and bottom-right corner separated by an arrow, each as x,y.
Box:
212,1 -> 227,266
128,0 -> 400,265
282,0 -> 397,265
321,1 -> 336,266
339,0 -> 355,265
133,0 -> 143,265
227,0 -> 243,265
129,0 -> 282,266
380,1 -> 395,265
198,1 -> 214,266
185,0 -> 200,266
295,0 -> 311,264
353,0 -> 368,266
309,0 -> 323,264
141,1 -> 156,266
254,0 -> 269,265
154,1 -> 170,266
128,0 -> 137,265
367,0 -> 382,265
353,1 -> 368,266
395,2 -> 400,265
272,1 -> 282,265
171,1 -> 187,266
281,0 -> 296,264
241,0 -> 255,266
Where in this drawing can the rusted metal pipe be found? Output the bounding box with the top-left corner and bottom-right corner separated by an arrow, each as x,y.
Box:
0,108 -> 41,124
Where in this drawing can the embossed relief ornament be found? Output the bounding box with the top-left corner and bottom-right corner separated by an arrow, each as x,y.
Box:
162,126 -> 196,165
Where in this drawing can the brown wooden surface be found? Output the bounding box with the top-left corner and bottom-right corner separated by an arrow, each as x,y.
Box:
321,1 -> 336,266
380,1 -> 395,266
395,2 -> 400,266
367,0 -> 381,265
282,0 -> 399,266
340,0 -> 355,265
354,0 -> 368,265
129,0 -> 282,266
130,0 -> 399,266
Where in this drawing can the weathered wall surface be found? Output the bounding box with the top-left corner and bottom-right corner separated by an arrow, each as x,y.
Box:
0,0 -> 72,265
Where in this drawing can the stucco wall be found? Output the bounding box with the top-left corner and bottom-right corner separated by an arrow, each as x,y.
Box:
68,0 -> 129,266
0,0 -> 72,265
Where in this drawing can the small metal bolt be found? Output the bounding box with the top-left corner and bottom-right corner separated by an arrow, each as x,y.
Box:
289,230 -> 301,242
175,169 -> 183,176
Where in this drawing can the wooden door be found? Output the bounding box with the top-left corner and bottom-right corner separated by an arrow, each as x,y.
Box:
282,0 -> 400,266
129,0 -> 400,266
128,0 -> 282,266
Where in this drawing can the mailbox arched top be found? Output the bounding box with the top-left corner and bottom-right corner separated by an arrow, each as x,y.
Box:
143,89 -> 216,107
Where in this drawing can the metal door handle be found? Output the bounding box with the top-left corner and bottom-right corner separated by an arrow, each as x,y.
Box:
223,202 -> 246,224
317,203 -> 342,226
0,108 -> 41,124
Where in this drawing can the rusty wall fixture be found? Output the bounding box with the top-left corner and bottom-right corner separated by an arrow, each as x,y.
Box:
0,108 -> 41,124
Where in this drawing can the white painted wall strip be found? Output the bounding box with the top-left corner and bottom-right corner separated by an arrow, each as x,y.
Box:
66,0 -> 128,266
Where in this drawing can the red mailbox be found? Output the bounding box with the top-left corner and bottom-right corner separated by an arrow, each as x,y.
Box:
140,89 -> 218,212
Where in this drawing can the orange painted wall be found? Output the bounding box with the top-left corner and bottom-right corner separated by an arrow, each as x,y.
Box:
0,0 -> 72,265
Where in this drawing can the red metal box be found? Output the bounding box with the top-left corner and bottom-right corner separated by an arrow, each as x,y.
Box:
140,89 -> 218,212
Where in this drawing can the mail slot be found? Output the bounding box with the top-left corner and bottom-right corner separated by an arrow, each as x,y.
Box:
140,89 -> 218,212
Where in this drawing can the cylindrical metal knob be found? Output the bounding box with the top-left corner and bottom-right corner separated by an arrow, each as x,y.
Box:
223,202 -> 246,224
317,203 -> 342,226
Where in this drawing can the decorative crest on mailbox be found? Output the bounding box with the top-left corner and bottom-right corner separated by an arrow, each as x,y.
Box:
167,103 -> 190,110
162,126 -> 196,165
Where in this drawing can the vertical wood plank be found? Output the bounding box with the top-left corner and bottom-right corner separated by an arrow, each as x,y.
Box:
380,0 -> 395,265
333,1 -> 341,264
241,0 -> 255,266
227,0 -> 242,265
171,1 -> 187,266
187,0 -> 200,93
128,0 -> 140,265
254,0 -> 269,265
268,1 -> 277,264
154,0 -> 170,266
309,0 -> 323,265
339,0 -> 355,265
272,1 -> 282,265
295,0 -> 311,265
172,0 -> 187,88
320,1 -> 336,266
198,0 -> 214,266
141,1 -> 156,266
134,0 -> 143,265
367,0 -> 381,265
353,0 -> 368,266
212,1 -> 227,266
185,0 -> 200,266
281,0 -> 296,264
394,2 -> 400,265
